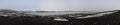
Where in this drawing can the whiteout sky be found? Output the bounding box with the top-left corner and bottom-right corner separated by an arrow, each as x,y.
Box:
39,0 -> 120,11
0,0 -> 120,11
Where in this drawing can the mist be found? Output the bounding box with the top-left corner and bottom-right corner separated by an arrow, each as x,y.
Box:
39,0 -> 120,11
0,0 -> 120,11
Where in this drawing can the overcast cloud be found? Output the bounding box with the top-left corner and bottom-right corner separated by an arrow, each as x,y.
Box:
0,0 -> 120,11
39,0 -> 120,11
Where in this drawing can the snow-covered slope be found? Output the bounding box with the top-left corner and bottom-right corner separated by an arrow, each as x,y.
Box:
24,11 -> 99,16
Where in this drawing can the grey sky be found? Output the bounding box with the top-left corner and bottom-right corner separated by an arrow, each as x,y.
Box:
0,0 -> 38,11
39,0 -> 120,11
0,0 -> 120,11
